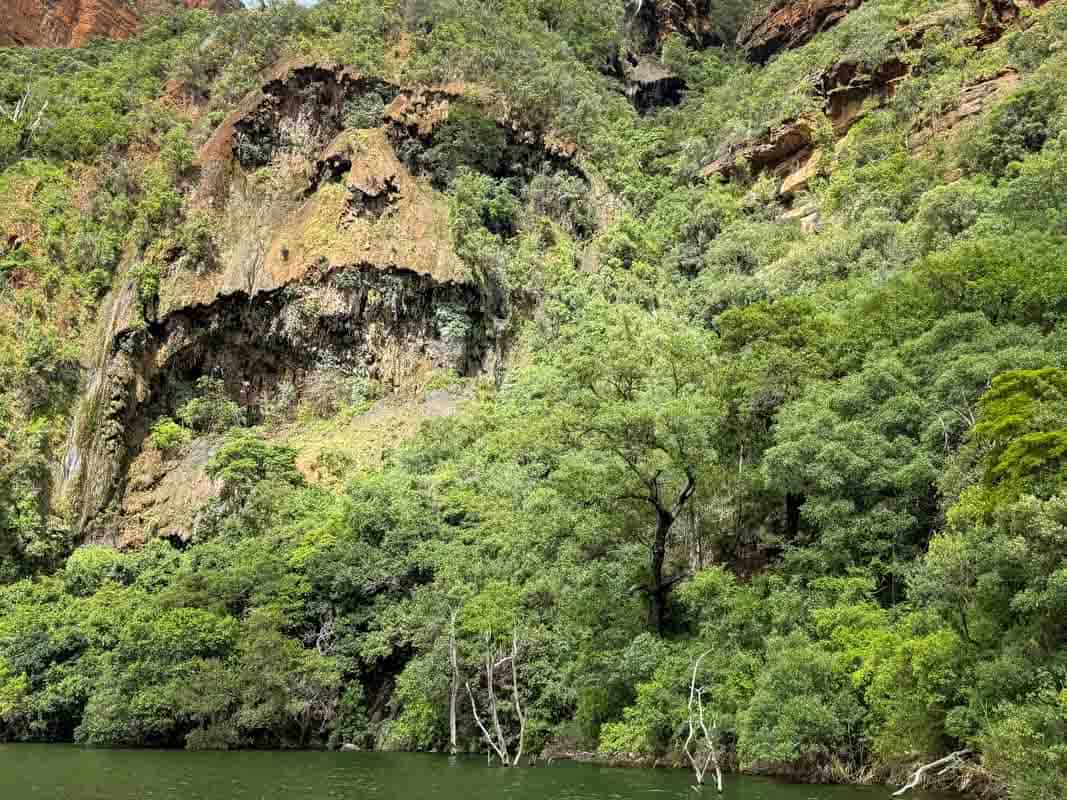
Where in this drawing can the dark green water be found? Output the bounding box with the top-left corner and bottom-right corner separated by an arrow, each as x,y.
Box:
0,746 -> 948,800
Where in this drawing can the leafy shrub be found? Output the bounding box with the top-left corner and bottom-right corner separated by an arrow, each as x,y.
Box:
419,104 -> 509,186
62,546 -> 131,597
148,417 -> 192,457
960,83 -> 1061,178
177,377 -> 244,433
206,430 -> 304,502
979,688 -> 1067,800
525,171 -> 594,237
343,91 -> 387,129
131,166 -> 182,254
161,124 -> 195,178
738,634 -> 863,767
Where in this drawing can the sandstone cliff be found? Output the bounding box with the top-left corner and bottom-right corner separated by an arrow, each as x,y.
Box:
0,0 -> 240,48
738,0 -> 865,63
60,61 -> 589,543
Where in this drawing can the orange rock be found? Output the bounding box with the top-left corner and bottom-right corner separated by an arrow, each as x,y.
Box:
909,70 -> 1022,151
737,0 -> 865,63
703,117 -> 817,182
0,0 -> 240,48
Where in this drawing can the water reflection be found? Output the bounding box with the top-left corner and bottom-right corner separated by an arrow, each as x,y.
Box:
0,745 -> 949,800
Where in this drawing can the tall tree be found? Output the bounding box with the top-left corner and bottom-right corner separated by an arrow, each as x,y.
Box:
526,302 -> 722,633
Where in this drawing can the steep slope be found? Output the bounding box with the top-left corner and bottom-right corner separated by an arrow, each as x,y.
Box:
61,60 -> 589,542
0,1 -> 1065,795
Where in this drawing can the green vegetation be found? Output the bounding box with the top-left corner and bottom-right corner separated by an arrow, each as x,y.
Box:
0,0 -> 1065,797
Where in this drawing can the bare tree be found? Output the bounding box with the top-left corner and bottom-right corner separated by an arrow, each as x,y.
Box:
893,750 -> 971,796
683,650 -> 723,792
465,630 -> 527,766
508,630 -> 527,766
0,90 -> 48,152
449,609 -> 459,755
0,90 -> 47,129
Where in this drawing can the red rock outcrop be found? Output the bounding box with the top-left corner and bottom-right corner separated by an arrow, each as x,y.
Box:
967,0 -> 1052,46
819,57 -> 909,134
737,0 -> 864,63
909,70 -> 1022,151
0,0 -> 239,48
699,116 -> 815,184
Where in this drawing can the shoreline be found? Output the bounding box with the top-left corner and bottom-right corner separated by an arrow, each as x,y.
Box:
538,748 -> 998,798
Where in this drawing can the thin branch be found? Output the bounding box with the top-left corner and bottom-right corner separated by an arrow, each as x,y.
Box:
449,609 -> 459,755
485,644 -> 508,764
466,681 -> 509,764
510,630 -> 527,766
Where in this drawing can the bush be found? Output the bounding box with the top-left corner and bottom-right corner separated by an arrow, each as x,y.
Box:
177,377 -> 244,433
420,104 -> 509,186
206,430 -> 304,502
63,546 -> 131,597
148,417 -> 192,457
738,635 -> 864,768
525,171 -> 594,237
343,91 -> 388,129
960,84 -> 1061,178
980,688 -> 1067,800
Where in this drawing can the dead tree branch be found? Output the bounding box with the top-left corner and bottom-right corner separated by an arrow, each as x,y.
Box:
683,650 -> 723,792
449,609 -> 459,755
892,750 -> 971,796
465,629 -> 527,766
510,630 -> 527,766
0,90 -> 48,135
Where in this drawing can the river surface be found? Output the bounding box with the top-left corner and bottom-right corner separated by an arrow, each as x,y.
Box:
0,745 -> 950,800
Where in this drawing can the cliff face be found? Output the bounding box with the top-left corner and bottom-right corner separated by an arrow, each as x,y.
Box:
61,61 -> 587,543
737,0 -> 865,62
0,0 -> 240,48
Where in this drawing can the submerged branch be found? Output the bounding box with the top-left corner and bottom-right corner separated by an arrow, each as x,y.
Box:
892,750 -> 971,796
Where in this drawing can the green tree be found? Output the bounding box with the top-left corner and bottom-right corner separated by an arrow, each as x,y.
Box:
526,302 -> 722,633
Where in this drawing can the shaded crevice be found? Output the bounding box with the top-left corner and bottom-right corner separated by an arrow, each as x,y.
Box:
386,100 -> 584,192
74,264 -> 493,540
232,65 -> 398,170
343,175 -> 401,221
622,52 -> 687,114
307,153 -> 353,196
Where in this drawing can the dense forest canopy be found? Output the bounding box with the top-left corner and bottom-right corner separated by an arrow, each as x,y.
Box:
0,0 -> 1065,797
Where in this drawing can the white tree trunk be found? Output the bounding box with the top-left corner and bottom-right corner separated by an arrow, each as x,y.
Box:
892,750 -> 971,796
464,629 -> 527,767
449,610 -> 459,755
683,650 -> 723,792
466,680 -> 510,765
510,630 -> 527,766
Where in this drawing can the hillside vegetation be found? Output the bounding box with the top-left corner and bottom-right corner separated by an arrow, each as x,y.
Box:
0,1 -> 1065,797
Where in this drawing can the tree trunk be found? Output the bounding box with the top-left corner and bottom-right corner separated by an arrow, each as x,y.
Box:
785,493 -> 803,541
893,750 -> 970,796
649,507 -> 673,634
449,610 -> 459,755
